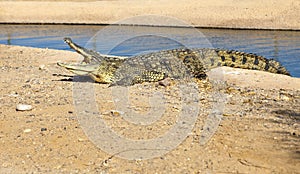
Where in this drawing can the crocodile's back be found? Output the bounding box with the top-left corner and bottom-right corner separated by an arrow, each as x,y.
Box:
108,48 -> 290,86
110,49 -> 194,86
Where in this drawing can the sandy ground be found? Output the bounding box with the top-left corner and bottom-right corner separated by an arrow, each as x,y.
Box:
1,0 -> 299,173
0,44 -> 299,173
0,0 -> 300,30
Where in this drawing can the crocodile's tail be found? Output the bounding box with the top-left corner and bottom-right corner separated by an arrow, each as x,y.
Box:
214,49 -> 290,76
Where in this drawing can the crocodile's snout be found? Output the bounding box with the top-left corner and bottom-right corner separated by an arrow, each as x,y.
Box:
63,37 -> 72,44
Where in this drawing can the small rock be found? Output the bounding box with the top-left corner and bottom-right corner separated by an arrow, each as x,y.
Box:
8,92 -> 19,97
39,64 -> 46,70
223,113 -> 231,117
158,78 -> 172,87
16,104 -> 33,111
110,110 -> 124,116
41,128 -> 47,131
279,94 -> 290,101
78,138 -> 86,142
23,129 -> 32,133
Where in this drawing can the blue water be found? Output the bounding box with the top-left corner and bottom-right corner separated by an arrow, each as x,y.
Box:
0,24 -> 299,77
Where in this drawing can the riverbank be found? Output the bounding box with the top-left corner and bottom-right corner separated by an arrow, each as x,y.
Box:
0,44 -> 299,173
0,0 -> 299,30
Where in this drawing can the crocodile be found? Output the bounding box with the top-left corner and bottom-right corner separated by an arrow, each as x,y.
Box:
58,38 -> 290,86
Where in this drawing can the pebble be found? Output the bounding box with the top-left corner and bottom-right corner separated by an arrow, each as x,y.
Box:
8,92 -> 19,97
279,94 -> 290,101
110,110 -> 124,116
158,78 -> 172,87
78,138 -> 86,142
16,104 -> 33,111
23,129 -> 32,133
39,64 -> 46,70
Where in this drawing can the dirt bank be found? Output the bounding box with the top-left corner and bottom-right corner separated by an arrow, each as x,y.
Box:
0,0 -> 299,30
0,44 -> 299,173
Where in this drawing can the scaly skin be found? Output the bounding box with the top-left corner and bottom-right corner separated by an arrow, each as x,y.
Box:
58,38 -> 290,86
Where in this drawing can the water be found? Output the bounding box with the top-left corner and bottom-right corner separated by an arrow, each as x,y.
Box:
0,24 -> 299,77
